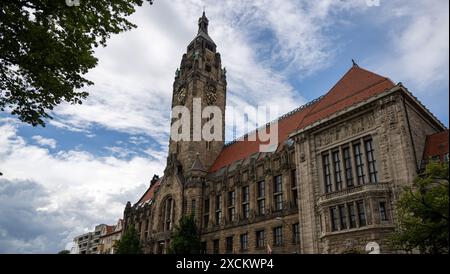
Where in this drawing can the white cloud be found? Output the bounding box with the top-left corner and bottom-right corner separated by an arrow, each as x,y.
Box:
0,120 -> 165,252
371,0 -> 449,90
31,136 -> 57,149
51,0 -> 369,145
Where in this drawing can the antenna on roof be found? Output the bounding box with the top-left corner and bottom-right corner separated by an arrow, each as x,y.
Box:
352,59 -> 358,67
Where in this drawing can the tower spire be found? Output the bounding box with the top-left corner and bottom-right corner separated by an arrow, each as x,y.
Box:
198,10 -> 209,34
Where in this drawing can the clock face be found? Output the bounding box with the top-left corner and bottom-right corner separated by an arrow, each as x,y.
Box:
206,84 -> 217,105
178,88 -> 186,105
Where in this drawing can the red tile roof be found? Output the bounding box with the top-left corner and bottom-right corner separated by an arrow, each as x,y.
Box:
209,65 -> 395,172
423,130 -> 449,161
135,179 -> 161,205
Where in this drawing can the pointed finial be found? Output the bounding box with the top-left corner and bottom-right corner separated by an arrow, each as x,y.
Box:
352,59 -> 358,67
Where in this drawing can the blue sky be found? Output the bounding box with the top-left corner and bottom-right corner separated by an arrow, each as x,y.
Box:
0,0 -> 448,253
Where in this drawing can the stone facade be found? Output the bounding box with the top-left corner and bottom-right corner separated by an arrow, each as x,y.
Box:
122,13 -> 447,254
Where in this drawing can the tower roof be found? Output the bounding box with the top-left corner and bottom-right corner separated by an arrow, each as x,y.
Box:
189,12 -> 216,47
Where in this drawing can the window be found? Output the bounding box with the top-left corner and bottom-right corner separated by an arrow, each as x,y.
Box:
257,181 -> 265,215
292,223 -> 300,244
257,181 -> 265,198
240,234 -> 248,251
242,186 -> 250,219
291,169 -> 298,206
379,202 -> 388,221
323,154 -> 332,193
332,151 -> 343,191
228,207 -> 236,222
343,147 -> 354,187
365,139 -> 378,183
213,239 -> 219,254
256,230 -> 265,248
228,191 -> 235,222
330,207 -> 339,231
274,175 -> 283,211
191,199 -> 196,216
274,175 -> 282,192
339,205 -> 347,230
204,199 -> 210,228
257,199 -> 265,215
163,197 -> 174,231
242,186 -> 249,202
353,143 -> 366,185
215,195 -> 222,225
273,226 -> 283,246
228,191 -> 235,206
201,242 -> 207,254
357,200 -> 366,227
348,203 -> 357,228
291,169 -> 297,188
225,236 -> 233,254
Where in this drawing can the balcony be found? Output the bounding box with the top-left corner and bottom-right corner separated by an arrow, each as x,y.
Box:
318,182 -> 391,206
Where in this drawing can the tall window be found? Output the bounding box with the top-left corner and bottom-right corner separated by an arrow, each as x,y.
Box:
163,197 -> 174,231
291,170 -> 298,207
257,181 -> 265,215
191,199 -> 196,216
357,200 -> 366,227
322,154 -> 332,193
225,236 -> 233,254
348,202 -> 357,228
273,226 -> 283,246
256,230 -> 265,248
242,186 -> 250,219
200,242 -> 207,254
343,147 -> 354,187
292,223 -> 300,244
240,233 -> 248,251
204,199 -> 210,228
273,175 -> 283,211
228,191 -> 235,222
257,181 -> 265,197
353,143 -> 366,185
332,151 -> 343,191
379,201 -> 388,221
365,139 -> 378,183
323,154 -> 332,193
213,239 -> 219,254
215,194 -> 222,225
330,207 -> 339,231
339,204 -> 347,230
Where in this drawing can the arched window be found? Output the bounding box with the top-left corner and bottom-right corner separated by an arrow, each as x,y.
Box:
162,197 -> 175,231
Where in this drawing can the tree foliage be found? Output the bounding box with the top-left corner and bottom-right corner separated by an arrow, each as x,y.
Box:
0,0 -> 152,126
57,249 -> 70,254
169,214 -> 201,254
115,224 -> 142,254
390,161 -> 449,254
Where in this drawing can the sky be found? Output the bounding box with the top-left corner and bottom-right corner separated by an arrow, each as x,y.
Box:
0,0 -> 448,253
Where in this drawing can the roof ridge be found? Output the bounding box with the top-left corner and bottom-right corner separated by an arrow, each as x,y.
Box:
224,94 -> 325,147
305,78 -> 389,117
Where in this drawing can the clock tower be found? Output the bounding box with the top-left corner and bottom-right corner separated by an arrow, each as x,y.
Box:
166,12 -> 227,178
